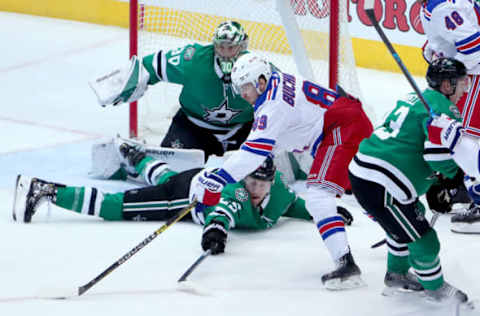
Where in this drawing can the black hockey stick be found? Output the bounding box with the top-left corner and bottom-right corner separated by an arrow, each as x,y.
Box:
371,212 -> 440,249
77,200 -> 197,296
178,249 -> 212,283
364,0 -> 432,114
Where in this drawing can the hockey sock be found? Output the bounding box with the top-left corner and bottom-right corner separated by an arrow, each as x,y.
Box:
386,236 -> 410,274
408,229 -> 443,290
136,156 -> 177,185
107,168 -> 128,181
316,216 -> 349,261
55,187 -> 124,220
305,188 -> 350,261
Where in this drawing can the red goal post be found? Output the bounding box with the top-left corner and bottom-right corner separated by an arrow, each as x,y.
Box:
129,0 -> 361,140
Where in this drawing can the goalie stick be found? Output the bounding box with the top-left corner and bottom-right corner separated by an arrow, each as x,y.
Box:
76,200 -> 197,297
371,212 -> 440,249
364,0 -> 433,115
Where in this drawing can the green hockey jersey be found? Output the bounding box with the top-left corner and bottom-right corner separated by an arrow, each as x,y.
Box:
204,172 -> 311,230
350,89 -> 460,203
142,44 -> 253,127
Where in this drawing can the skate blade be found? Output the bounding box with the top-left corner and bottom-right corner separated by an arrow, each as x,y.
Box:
425,296 -> 476,309
12,175 -> 31,223
382,286 -> 425,298
324,275 -> 366,291
451,223 -> 480,235
12,175 -> 21,221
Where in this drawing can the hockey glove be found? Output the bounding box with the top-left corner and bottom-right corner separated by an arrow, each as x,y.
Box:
189,168 -> 227,206
89,56 -> 150,107
426,182 -> 454,214
201,221 -> 227,255
427,114 -> 463,152
464,176 -> 480,205
422,41 -> 443,64
337,206 -> 353,226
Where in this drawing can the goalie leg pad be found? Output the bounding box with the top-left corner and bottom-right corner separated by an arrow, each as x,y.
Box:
89,139 -> 124,180
90,137 -> 204,181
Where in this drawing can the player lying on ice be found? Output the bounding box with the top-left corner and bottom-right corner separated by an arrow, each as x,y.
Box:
189,53 -> 374,290
12,140 -> 353,256
348,58 -> 470,305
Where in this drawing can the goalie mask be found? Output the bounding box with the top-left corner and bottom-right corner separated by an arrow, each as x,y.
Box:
231,53 -> 272,95
426,58 -> 467,95
213,21 -> 249,77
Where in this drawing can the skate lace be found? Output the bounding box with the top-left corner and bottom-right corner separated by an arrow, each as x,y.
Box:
458,204 -> 480,215
31,182 -> 55,205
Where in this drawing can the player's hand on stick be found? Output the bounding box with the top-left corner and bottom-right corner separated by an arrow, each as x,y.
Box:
89,56 -> 150,107
427,114 -> 463,152
426,181 -> 454,214
337,206 -> 353,226
189,168 -> 226,206
201,221 -> 227,255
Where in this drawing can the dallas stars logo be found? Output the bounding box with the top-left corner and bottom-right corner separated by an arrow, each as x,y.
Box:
203,99 -> 241,124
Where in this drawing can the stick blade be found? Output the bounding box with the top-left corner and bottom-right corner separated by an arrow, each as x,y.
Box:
35,287 -> 78,300
176,280 -> 212,296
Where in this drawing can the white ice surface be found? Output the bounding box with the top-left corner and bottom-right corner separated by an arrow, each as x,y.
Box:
0,12 -> 478,316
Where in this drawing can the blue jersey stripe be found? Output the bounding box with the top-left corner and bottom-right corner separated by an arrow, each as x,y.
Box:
250,138 -> 276,145
460,45 -> 480,55
455,32 -> 480,46
241,145 -> 272,156
215,168 -> 236,184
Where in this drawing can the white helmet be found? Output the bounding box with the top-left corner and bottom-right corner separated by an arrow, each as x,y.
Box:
231,53 -> 272,94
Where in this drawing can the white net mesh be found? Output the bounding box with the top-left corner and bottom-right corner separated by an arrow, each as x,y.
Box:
133,0 -> 364,143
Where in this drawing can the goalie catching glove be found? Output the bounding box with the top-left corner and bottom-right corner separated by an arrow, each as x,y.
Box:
201,221 -> 227,255
89,55 -> 150,107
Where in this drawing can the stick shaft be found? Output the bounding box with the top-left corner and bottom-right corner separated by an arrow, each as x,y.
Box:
364,4 -> 431,113
178,249 -> 211,282
78,201 -> 197,296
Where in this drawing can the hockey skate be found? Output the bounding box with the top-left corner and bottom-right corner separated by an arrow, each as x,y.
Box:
321,252 -> 365,290
114,135 -> 147,176
382,271 -> 424,297
424,281 -> 469,306
13,175 -> 59,223
451,203 -> 480,234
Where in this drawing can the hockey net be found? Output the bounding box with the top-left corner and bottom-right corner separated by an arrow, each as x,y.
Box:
129,0 -> 365,142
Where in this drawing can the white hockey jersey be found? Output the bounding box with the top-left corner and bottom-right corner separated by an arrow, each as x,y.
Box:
218,71 -> 340,182
421,0 -> 480,73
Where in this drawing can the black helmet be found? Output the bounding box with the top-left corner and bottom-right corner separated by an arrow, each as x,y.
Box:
426,58 -> 467,92
249,156 -> 276,181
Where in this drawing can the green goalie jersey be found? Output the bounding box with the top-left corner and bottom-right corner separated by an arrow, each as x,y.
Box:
353,88 -> 460,201
204,172 -> 311,230
142,44 -> 253,127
